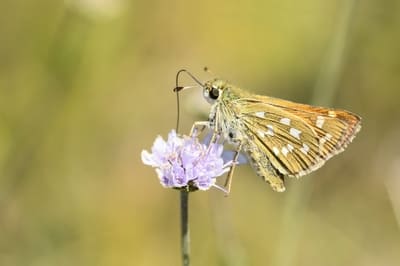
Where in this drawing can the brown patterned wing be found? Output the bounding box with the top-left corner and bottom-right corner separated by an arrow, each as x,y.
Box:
236,95 -> 361,179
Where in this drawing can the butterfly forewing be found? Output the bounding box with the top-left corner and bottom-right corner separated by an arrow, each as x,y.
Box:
236,94 -> 361,178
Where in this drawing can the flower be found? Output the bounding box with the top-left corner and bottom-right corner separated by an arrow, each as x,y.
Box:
141,130 -> 232,191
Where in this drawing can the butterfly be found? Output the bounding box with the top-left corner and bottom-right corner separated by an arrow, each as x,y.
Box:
175,70 -> 361,193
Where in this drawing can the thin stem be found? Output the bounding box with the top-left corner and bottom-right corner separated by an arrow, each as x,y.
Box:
180,190 -> 190,266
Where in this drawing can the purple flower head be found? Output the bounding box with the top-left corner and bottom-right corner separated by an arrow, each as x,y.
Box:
141,130 -> 232,191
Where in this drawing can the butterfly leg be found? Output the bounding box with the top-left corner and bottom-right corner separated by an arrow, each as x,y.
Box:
189,121 -> 210,137
223,142 -> 243,195
191,121 -> 221,150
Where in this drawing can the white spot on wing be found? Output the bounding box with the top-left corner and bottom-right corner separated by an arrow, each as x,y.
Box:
273,147 -> 280,156
300,143 -> 310,154
316,116 -> 325,128
266,125 -> 274,136
282,147 -> 289,156
257,126 -> 274,138
287,144 -> 294,152
255,111 -> 265,118
257,130 -> 265,138
280,117 -> 291,125
320,133 -> 333,146
289,128 -> 302,139
328,111 -> 336,117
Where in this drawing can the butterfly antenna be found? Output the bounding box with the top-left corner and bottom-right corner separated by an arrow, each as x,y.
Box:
175,83 -> 181,133
174,69 -> 204,92
203,66 -> 213,75
174,69 -> 204,132
204,66 -> 222,80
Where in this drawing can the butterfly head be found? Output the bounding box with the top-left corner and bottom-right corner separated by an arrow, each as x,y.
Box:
203,79 -> 228,104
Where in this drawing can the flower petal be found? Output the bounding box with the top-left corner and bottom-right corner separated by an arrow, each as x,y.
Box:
141,150 -> 156,166
152,136 -> 167,155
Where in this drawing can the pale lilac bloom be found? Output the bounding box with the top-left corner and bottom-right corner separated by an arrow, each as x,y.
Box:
141,130 -> 232,191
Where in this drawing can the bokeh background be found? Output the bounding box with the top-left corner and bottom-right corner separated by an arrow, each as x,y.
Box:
1,0 -> 400,265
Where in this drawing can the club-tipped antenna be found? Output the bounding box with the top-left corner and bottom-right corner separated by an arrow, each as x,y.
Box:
174,69 -> 204,132
174,69 -> 204,92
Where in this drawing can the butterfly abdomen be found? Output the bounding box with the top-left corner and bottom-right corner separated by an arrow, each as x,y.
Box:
243,143 -> 286,192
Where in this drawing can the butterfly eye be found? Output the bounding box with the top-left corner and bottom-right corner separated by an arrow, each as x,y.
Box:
210,87 -> 220,99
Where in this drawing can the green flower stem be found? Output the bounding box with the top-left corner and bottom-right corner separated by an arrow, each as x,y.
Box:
180,190 -> 190,266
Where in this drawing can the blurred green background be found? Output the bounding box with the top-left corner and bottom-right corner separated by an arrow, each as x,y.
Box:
1,0 -> 400,265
